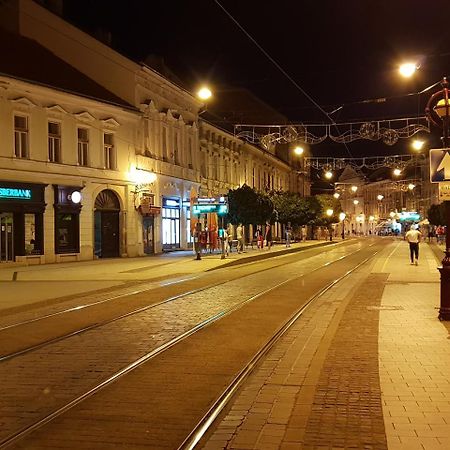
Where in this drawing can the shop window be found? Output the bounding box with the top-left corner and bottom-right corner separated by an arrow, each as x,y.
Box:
48,121 -> 61,163
24,213 -> 42,255
55,213 -> 79,254
14,115 -> 29,159
77,128 -> 89,166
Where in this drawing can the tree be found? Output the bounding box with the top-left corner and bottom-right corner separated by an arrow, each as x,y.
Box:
428,203 -> 445,226
314,194 -> 343,226
227,184 -> 274,226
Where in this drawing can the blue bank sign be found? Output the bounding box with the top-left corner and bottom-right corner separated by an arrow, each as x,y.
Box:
0,187 -> 32,200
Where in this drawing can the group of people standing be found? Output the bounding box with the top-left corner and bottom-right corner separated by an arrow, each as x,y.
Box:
222,222 -> 273,255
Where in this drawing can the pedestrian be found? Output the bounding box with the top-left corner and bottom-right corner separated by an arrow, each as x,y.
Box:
405,224 -> 422,266
227,223 -> 234,253
285,222 -> 292,247
264,221 -> 272,250
255,225 -> 263,249
236,223 -> 245,253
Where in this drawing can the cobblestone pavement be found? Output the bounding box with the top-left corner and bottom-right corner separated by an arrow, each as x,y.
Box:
0,241 -> 375,447
201,241 -> 444,450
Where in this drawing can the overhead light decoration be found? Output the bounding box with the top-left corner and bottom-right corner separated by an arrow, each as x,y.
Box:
408,183 -> 416,190
235,117 -> 429,149
351,185 -> 358,193
326,209 -> 333,216
333,192 -> 340,199
377,194 -> 384,201
393,168 -> 402,176
324,170 -> 333,179
293,146 -> 304,156
353,199 -> 359,205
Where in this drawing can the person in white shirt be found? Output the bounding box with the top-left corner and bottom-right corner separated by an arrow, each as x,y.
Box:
405,224 -> 422,265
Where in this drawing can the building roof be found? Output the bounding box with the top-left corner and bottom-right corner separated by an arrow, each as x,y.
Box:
0,29 -> 134,109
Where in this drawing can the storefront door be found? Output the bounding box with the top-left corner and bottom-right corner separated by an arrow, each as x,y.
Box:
143,216 -> 154,255
94,190 -> 120,258
162,197 -> 180,250
0,213 -> 14,262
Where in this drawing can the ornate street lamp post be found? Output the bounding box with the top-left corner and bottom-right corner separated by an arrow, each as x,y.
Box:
426,77 -> 450,320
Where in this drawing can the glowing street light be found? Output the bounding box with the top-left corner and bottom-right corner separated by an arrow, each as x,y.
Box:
412,139 -> 425,151
353,199 -> 359,205
339,212 -> 346,221
326,209 -> 333,217
408,183 -> 416,190
399,62 -> 417,78
333,192 -> 340,199
351,185 -> 358,193
197,86 -> 212,100
377,194 -> 384,201
324,170 -> 333,179
393,168 -> 402,176
293,146 -> 304,156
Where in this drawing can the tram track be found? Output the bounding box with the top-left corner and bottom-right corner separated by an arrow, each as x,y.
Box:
0,241 -> 354,362
0,239 -> 388,449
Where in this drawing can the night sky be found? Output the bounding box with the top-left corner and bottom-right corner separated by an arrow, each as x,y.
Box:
62,0 -> 450,157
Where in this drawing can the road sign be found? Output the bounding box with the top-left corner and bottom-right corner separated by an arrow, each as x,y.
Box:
430,149 -> 450,182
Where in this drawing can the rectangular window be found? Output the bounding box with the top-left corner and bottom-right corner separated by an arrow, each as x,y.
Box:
55,213 -> 80,254
77,128 -> 89,166
48,121 -> 61,163
14,115 -> 29,159
104,132 -> 115,169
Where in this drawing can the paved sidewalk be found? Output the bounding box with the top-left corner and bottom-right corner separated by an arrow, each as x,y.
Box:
202,241 -> 447,449
0,239 -> 333,312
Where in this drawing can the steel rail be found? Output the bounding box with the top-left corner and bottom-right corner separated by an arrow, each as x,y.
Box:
178,246 -> 381,449
0,243 -> 370,448
0,242 -> 350,362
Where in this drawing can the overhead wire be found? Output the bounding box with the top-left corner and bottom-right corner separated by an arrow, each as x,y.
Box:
213,0 -> 356,159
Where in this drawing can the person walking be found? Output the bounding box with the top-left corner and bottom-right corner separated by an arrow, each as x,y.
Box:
236,223 -> 245,254
264,221 -> 272,250
405,224 -> 422,265
226,223 -> 234,253
285,222 -> 292,248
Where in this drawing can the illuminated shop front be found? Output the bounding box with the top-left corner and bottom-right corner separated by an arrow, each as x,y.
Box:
162,197 -> 181,250
0,181 -> 46,262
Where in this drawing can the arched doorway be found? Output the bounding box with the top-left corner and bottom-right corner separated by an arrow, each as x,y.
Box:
94,189 -> 120,258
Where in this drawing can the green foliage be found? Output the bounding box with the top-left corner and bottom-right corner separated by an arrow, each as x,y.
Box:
227,184 -> 274,225
269,191 -> 322,226
313,194 -> 343,226
428,203 -> 446,226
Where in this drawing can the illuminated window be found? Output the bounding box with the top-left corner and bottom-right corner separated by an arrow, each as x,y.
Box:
48,121 -> 61,163
14,115 -> 29,158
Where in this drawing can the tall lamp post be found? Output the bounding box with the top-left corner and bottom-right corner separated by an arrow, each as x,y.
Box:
426,77 -> 450,320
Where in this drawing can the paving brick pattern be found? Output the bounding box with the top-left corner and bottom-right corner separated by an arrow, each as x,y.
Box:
301,273 -> 388,449
0,243 -> 366,444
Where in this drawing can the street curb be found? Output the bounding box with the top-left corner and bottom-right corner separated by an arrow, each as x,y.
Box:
206,241 -> 338,271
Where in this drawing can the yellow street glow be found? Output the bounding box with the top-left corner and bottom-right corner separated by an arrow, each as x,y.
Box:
326,209 -> 333,216
377,194 -> 384,201
294,146 -> 304,156
324,170 -> 333,179
399,63 -> 417,78
351,185 -> 358,193
339,212 -> 346,221
353,199 -> 359,205
333,192 -> 340,199
412,139 -> 424,151
197,87 -> 212,100
393,168 -> 402,176
408,183 -> 416,190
